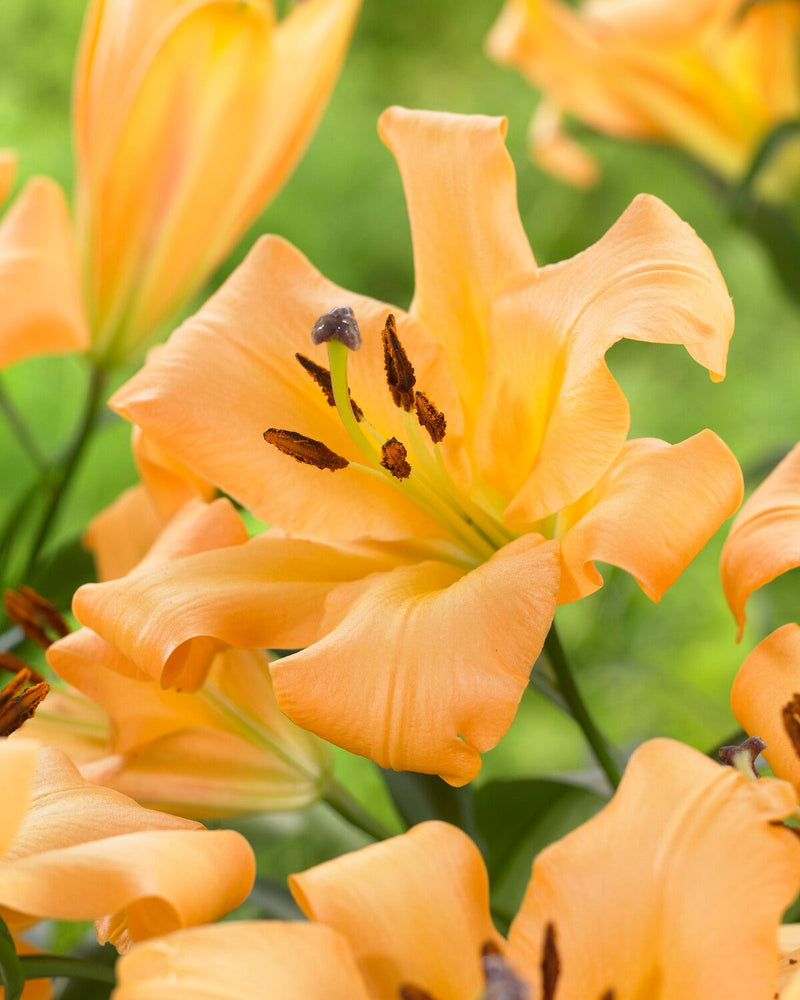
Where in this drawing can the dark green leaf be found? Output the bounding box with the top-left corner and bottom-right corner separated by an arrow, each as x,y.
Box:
379,768 -> 479,840
0,912 -> 24,1000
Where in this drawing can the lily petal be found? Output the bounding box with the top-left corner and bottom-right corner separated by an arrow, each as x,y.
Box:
507,738 -> 800,999
111,235 -> 459,542
0,150 -> 17,206
112,922 -> 370,1000
557,432 -> 743,603
0,740 -> 38,855
291,821 -> 501,1000
0,178 -> 89,369
379,106 -> 537,438
721,444 -> 800,639
731,623 -> 800,795
73,533 -> 406,688
83,484 -> 168,582
272,534 -> 560,784
474,195 -> 733,525
0,741 -> 255,951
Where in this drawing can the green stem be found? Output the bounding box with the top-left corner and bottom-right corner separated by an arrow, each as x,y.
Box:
0,380 -> 47,472
20,363 -> 108,580
322,775 -> 394,841
19,954 -> 116,986
542,625 -> 622,790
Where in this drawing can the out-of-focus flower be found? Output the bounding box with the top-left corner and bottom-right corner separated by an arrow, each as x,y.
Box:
721,443 -> 800,639
0,738 -> 255,954
25,497 -> 329,817
72,108 -> 742,785
0,164 -> 89,369
487,0 -> 800,190
75,0 -> 362,365
110,739 -> 800,998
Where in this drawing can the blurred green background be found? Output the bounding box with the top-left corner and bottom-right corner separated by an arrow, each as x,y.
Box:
2,0 -> 799,790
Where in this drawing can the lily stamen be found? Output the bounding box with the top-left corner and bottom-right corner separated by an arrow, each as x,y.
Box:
0,667 -> 50,737
382,313 -> 416,411
295,352 -> 363,421
263,428 -> 348,472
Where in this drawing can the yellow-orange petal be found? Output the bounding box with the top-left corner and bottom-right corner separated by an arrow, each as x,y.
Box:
0,178 -> 89,369
476,194 -> 734,525
731,624 -> 800,794
527,100 -> 600,187
83,484 -> 167,582
291,821 -> 501,1000
721,444 -> 800,640
111,235 -> 460,543
73,533 -> 404,689
132,425 -> 215,521
112,921 -> 370,1000
378,107 -> 537,438
0,150 -> 17,207
272,534 -> 560,784
507,738 -> 800,999
0,742 -> 255,950
0,740 -> 38,854
557,431 -> 743,603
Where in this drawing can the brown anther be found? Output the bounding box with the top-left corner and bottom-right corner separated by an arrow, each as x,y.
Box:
0,650 -> 44,685
481,942 -> 530,1000
382,314 -> 416,411
263,428 -> 348,472
541,923 -> 560,1000
718,734 -> 767,777
381,437 -> 411,480
414,391 -> 446,443
783,695 -> 800,760
398,987 -> 436,1000
311,306 -> 362,350
0,668 -> 50,737
4,586 -> 70,648
295,353 -> 363,421
599,991 -> 616,1000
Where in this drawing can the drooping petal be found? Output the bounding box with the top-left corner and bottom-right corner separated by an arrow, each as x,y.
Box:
557,432 -> 743,603
507,738 -> 800,1000
0,150 -> 17,206
379,106 -> 537,439
83,484 -> 168,582
527,100 -> 600,187
73,532 -> 406,689
111,235 -> 460,543
721,444 -> 800,639
112,922 -> 371,1000
0,741 -> 255,951
474,193 -> 734,524
291,822 -> 501,1000
0,740 -> 38,855
271,534 -> 560,784
731,624 -> 800,795
0,178 -> 89,369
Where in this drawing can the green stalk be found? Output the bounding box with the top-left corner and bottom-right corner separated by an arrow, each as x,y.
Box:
542,625 -> 622,790
322,775 -> 394,841
0,380 -> 47,472
19,954 -> 116,987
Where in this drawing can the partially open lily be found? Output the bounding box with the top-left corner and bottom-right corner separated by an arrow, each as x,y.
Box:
75,0 -> 362,365
0,738 -> 255,954
487,0 -> 800,190
111,739 -> 800,999
73,108 -> 742,784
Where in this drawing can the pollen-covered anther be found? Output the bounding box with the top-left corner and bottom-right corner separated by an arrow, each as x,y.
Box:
310,305 -> 362,350
415,391 -> 446,443
263,428 -> 349,472
295,353 -> 363,421
0,668 -> 50,737
783,694 -> 800,760
382,313 -> 416,411
541,923 -> 560,1000
3,585 -> 70,648
381,437 -> 412,480
398,987 -> 437,1000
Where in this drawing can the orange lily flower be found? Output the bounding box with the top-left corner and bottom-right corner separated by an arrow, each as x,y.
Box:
72,108 -> 742,785
0,738 -> 255,954
30,497 -> 329,817
75,0 -> 362,365
0,163 -> 89,369
487,0 -> 800,189
731,624 -> 800,798
721,443 -> 800,640
111,739 -> 800,999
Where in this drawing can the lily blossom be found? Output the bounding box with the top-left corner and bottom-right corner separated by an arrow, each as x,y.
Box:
721,443 -> 800,640
0,170 -> 89,369
111,739 -> 800,998
75,0 -> 362,364
487,0 -> 800,189
73,108 -> 742,784
0,738 -> 255,954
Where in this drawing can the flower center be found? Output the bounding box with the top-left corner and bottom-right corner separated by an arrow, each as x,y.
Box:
263,307 -> 517,566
